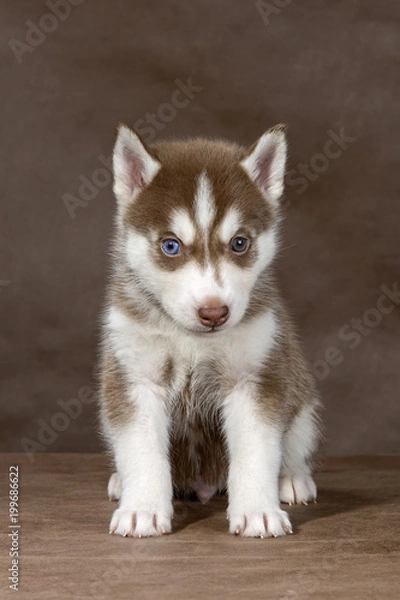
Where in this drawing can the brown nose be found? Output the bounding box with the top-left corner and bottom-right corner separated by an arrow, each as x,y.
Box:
198,305 -> 229,327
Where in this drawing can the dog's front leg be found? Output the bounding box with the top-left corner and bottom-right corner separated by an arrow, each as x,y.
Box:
223,387 -> 292,538
109,384 -> 173,538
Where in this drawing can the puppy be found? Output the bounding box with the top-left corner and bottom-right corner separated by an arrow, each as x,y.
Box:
99,124 -> 322,538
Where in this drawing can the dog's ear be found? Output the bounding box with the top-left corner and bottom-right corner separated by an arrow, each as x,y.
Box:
240,124 -> 287,204
113,124 -> 160,205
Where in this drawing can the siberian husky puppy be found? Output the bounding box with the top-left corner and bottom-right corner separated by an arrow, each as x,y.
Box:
99,124 -> 322,538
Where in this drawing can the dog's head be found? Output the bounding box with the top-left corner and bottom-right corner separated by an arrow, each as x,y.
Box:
112,124 -> 287,333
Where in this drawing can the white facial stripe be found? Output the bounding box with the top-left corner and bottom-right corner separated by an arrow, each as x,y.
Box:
126,231 -> 161,293
256,228 -> 277,269
165,262 -> 223,308
194,172 -> 215,234
126,230 -> 151,268
218,208 -> 241,244
169,208 -> 196,246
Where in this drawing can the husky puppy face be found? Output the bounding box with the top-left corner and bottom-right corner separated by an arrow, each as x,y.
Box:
113,125 -> 287,333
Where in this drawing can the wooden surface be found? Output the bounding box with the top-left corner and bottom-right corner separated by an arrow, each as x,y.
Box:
1,454 -> 399,599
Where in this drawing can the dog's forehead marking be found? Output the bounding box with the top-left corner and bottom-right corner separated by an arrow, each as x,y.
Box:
218,208 -> 241,244
194,172 -> 216,234
169,208 -> 196,246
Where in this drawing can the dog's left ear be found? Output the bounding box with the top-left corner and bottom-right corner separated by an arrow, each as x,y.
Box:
113,124 -> 160,206
240,125 -> 287,204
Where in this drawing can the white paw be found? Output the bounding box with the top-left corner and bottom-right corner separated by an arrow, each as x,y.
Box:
107,472 -> 121,502
279,474 -> 317,505
109,507 -> 172,538
228,506 -> 293,538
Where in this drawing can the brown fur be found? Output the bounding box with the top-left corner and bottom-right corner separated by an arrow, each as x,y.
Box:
100,353 -> 133,429
123,138 -> 274,273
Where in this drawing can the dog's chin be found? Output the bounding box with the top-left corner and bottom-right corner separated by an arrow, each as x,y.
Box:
167,314 -> 226,335
180,321 -> 234,336
196,326 -> 225,335
167,308 -> 244,335
170,312 -> 244,335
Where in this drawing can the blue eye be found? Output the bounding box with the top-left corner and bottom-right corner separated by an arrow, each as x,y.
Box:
161,239 -> 181,256
231,236 -> 249,253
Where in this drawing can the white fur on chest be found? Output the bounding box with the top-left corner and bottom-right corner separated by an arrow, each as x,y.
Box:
105,305 -> 279,397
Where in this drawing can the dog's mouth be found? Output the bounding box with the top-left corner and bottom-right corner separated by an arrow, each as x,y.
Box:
194,323 -> 226,335
179,312 -> 233,335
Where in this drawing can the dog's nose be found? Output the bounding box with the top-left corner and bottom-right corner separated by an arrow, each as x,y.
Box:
198,305 -> 229,327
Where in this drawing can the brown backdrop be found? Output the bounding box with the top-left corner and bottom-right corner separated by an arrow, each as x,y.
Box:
1,0 -> 399,456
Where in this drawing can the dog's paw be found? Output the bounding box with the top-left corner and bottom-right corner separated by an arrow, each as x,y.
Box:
109,507 -> 172,538
279,474 -> 317,505
228,506 -> 292,538
107,472 -> 121,502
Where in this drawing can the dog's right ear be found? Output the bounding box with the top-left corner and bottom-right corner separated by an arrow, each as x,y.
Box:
113,124 -> 160,205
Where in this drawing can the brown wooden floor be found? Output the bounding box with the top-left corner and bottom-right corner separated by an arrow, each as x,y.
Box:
1,454 -> 399,599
